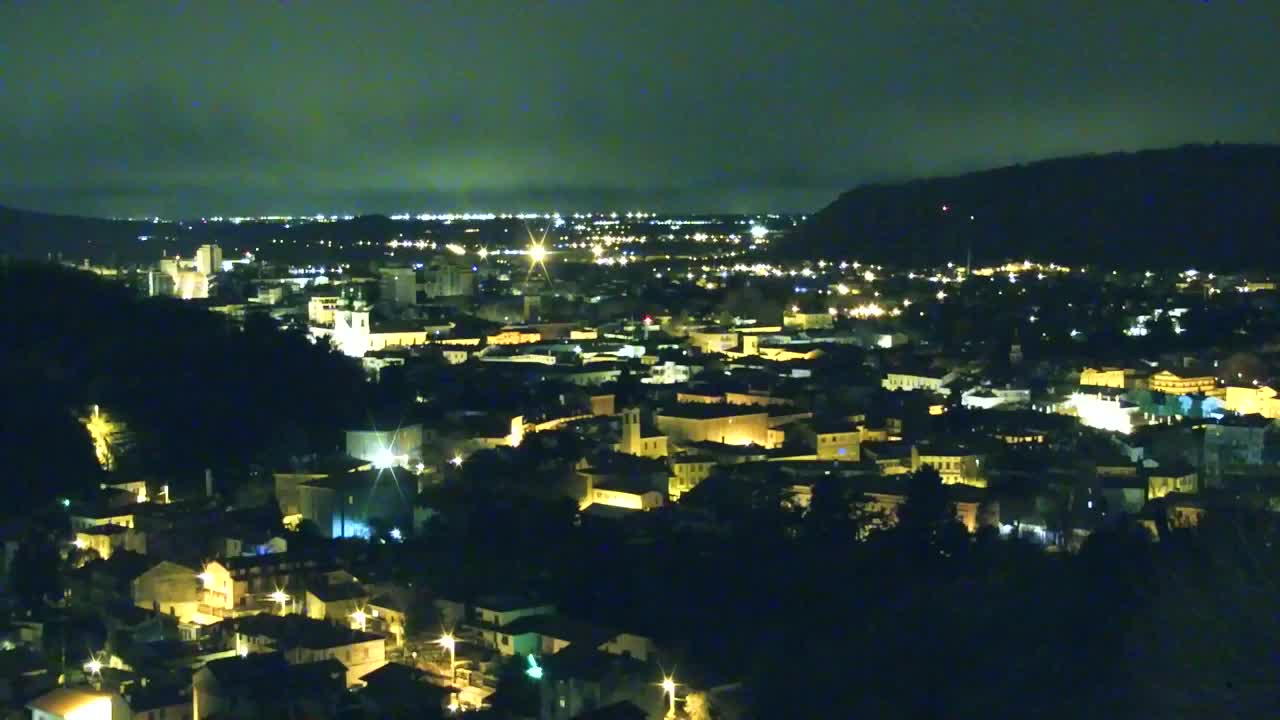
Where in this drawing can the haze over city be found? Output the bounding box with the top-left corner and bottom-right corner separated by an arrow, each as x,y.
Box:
2,1 -> 1278,216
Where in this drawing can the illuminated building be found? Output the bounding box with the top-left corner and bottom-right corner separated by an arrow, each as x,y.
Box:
486,329 -> 543,346
1147,465 -> 1198,500
960,386 -> 1031,410
304,579 -> 369,625
911,444 -> 986,487
669,455 -> 715,500
74,524 -> 145,560
1222,384 -> 1280,419
645,361 -> 694,385
1068,390 -> 1143,434
28,687 -> 116,720
194,244 -> 223,276
687,329 -> 739,354
297,469 -> 416,539
813,422 -> 862,462
345,424 -> 423,467
307,295 -> 340,326
614,407 -> 669,459
1148,369 -> 1217,395
576,454 -> 668,511
1079,367 -> 1132,389
655,404 -> 774,448
327,308 -> 445,357
132,560 -> 202,623
882,370 -> 957,394
233,613 -> 387,686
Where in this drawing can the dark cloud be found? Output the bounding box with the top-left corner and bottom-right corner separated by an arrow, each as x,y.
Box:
1,0 -> 1277,216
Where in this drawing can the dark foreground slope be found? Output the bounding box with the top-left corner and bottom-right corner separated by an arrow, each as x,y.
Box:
787,144 -> 1280,269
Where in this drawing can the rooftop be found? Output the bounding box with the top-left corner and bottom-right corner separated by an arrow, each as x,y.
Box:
234,613 -> 383,649
656,403 -> 769,420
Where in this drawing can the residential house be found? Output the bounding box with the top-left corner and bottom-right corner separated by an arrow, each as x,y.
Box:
305,580 -> 370,625
132,561 -> 201,623
28,688 -> 125,720
911,444 -> 987,487
193,652 -> 346,720
74,524 -> 146,560
233,613 -> 386,686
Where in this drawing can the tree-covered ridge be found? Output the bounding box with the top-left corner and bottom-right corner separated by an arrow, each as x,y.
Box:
789,144 -> 1280,269
0,261 -> 365,506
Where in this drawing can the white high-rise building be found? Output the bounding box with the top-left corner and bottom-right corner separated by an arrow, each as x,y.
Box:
195,244 -> 223,276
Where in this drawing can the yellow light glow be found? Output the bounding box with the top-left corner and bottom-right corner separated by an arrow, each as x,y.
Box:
527,244 -> 547,263
82,405 -> 119,471
437,632 -> 456,652
450,453 -> 464,468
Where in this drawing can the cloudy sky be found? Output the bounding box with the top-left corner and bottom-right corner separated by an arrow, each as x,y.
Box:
1,1 -> 1277,217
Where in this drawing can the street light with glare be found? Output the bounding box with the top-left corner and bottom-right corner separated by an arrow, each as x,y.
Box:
450,453 -> 464,468
351,608 -> 368,632
437,632 -> 458,685
84,657 -> 103,676
269,588 -> 290,615
660,675 -> 677,718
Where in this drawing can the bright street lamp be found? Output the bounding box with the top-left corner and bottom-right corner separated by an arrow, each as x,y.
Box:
269,588 -> 290,615
351,608 -> 368,632
437,632 -> 458,685
660,675 -> 677,718
84,657 -> 103,676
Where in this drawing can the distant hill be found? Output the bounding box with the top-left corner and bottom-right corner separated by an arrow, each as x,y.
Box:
0,205 -> 176,263
785,144 -> 1280,269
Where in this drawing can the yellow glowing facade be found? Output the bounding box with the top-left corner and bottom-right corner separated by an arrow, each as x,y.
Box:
615,407 -> 668,458
882,372 -> 953,393
1223,385 -> 1280,419
687,330 -> 739,354
655,409 -> 773,448
588,487 -> 664,511
1149,370 -> 1217,395
816,430 -> 860,461
486,330 -> 542,346
912,448 -> 986,487
1079,367 -> 1128,389
1148,470 -> 1198,500
307,295 -> 340,326
756,346 -> 823,362
29,688 -> 113,720
669,458 -> 715,500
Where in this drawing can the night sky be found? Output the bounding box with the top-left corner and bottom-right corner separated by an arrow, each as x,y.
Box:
2,1 -> 1277,217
